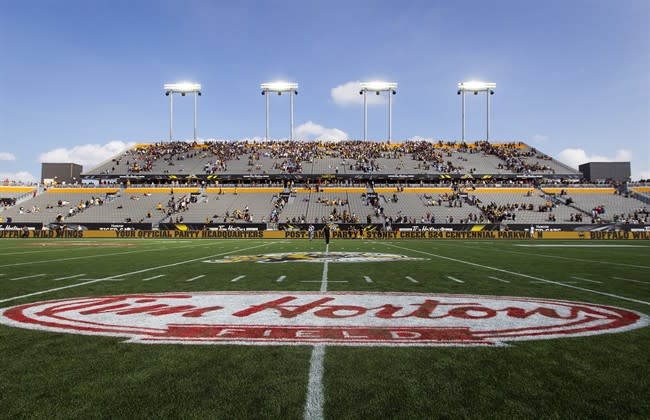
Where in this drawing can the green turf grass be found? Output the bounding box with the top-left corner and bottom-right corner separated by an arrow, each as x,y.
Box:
0,238 -> 648,418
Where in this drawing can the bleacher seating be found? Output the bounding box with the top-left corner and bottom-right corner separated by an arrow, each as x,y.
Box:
3,140 -> 646,229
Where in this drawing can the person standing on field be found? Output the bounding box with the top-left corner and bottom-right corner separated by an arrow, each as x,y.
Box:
322,224 -> 331,245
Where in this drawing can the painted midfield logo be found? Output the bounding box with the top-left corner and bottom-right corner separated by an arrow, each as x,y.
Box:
1,292 -> 647,347
203,252 -> 427,264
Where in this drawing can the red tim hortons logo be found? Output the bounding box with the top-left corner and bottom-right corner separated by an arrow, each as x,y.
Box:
0,292 -> 647,347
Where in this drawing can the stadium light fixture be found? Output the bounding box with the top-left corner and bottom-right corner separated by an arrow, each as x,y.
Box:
359,81 -> 398,142
163,82 -> 202,141
457,81 -> 496,141
261,81 -> 299,140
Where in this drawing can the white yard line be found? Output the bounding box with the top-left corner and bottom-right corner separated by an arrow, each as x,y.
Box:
405,276 -> 418,283
447,276 -> 464,284
276,275 -> 287,283
303,243 -> 329,420
185,275 -> 205,282
302,281 -> 347,283
0,242 -> 275,305
10,274 -> 46,281
230,275 -> 246,283
571,276 -> 602,284
142,274 -> 166,282
363,276 -> 373,283
383,243 -> 650,306
488,276 -> 510,283
320,244 -> 329,293
53,274 -> 86,281
304,344 -> 326,420
613,276 -> 650,285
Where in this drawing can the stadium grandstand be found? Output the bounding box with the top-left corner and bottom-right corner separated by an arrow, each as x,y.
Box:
2,140 -> 648,233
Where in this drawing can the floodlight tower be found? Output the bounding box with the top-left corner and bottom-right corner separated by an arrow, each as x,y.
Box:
457,81 -> 496,141
359,81 -> 398,142
163,82 -> 202,141
260,82 -> 299,140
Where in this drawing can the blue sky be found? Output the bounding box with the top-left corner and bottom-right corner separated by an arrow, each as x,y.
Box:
1,0 -> 648,181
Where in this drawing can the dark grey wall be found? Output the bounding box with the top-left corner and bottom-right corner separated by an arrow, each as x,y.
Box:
579,162 -> 630,182
41,163 -> 83,183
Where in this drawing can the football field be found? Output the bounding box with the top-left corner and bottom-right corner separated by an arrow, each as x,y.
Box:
0,238 -> 648,418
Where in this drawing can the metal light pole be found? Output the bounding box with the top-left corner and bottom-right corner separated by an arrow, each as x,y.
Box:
163,82 -> 202,141
457,81 -> 496,141
169,92 -> 174,141
486,89 -> 491,141
461,90 -> 465,141
363,90 -> 368,141
261,82 -> 299,140
388,89 -> 392,142
290,90 -> 294,140
359,81 -> 398,142
194,91 -> 198,140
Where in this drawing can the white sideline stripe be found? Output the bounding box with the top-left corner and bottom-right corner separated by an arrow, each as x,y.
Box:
303,243 -> 328,420
406,276 -> 418,283
448,242 -> 650,270
613,276 -> 650,285
532,281 -> 578,284
276,275 -> 286,283
447,276 -> 464,284
496,248 -> 649,270
0,242 -> 218,268
571,276 -> 602,284
382,243 -> 650,306
0,244 -> 161,256
0,242 -> 275,305
488,276 -> 510,283
142,274 -> 165,282
185,275 -> 205,282
515,244 -> 647,248
10,274 -> 46,281
364,276 -> 373,283
53,274 -> 86,281
230,275 -> 246,283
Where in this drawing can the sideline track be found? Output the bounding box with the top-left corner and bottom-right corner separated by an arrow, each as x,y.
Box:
0,242 -> 276,304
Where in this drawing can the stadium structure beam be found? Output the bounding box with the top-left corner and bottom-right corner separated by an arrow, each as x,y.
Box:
359,81 -> 398,142
261,82 -> 299,140
164,82 -> 202,141
457,81 -> 496,141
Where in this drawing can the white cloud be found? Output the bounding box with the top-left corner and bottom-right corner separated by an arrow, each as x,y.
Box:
0,152 -> 16,161
531,134 -> 549,144
556,148 -> 632,169
294,121 -> 349,141
556,148 -> 650,181
0,171 -> 37,183
331,81 -> 386,106
407,136 -> 434,142
38,141 -> 136,169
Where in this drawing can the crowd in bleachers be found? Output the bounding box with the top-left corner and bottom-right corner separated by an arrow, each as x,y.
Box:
88,140 -> 571,178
